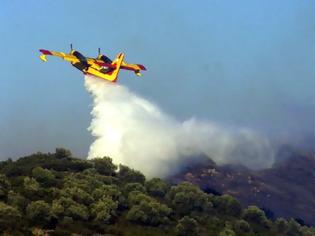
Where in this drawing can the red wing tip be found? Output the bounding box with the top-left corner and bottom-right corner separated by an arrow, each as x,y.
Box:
137,64 -> 147,70
39,49 -> 52,55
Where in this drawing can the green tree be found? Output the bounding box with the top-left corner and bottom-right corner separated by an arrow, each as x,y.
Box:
26,200 -> 52,226
92,184 -> 121,202
53,196 -> 89,221
61,216 -> 73,226
91,157 -> 117,176
175,216 -> 199,236
32,166 -> 55,186
0,202 -> 21,231
126,195 -> 171,226
23,176 -> 41,199
24,176 -> 40,192
0,174 -> 10,200
54,196 -> 74,209
219,227 -> 236,236
145,178 -> 169,198
55,148 -> 72,158
124,182 -> 146,195
301,226 -> 315,236
91,197 -> 118,223
213,194 -> 242,217
243,206 -> 270,228
63,170 -> 113,194
234,219 -> 251,234
51,201 -> 64,218
118,164 -> 145,184
128,191 -> 152,206
67,203 -> 89,221
61,186 -> 94,205
274,218 -> 288,233
166,182 -> 212,216
7,191 -> 27,211
82,167 -> 115,186
286,219 -> 303,236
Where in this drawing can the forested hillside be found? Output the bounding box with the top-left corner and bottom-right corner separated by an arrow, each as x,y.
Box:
0,148 -> 314,236
170,148 -> 315,226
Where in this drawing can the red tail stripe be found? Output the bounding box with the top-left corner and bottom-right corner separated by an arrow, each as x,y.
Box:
120,65 -> 135,71
120,64 -> 147,71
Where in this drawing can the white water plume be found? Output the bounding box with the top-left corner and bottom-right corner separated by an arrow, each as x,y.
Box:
85,76 -> 275,177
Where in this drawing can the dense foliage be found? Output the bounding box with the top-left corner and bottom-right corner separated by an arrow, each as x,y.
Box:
0,149 -> 314,236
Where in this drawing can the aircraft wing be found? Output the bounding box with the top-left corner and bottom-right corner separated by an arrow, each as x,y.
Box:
39,49 -> 79,63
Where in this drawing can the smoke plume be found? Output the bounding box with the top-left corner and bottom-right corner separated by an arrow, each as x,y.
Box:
85,76 -> 275,177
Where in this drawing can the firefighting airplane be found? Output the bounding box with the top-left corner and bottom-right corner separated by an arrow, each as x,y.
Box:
39,45 -> 146,82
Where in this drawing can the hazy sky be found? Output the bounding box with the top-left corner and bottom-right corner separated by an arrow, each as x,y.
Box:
1,0 -> 314,159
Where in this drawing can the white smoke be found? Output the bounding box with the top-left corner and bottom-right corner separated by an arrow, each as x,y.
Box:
85,76 -> 275,177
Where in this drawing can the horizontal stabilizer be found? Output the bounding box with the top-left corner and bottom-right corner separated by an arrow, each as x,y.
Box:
39,54 -> 47,62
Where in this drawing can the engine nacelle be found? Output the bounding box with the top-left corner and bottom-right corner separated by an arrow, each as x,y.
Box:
98,54 -> 112,64
72,51 -> 87,63
71,50 -> 89,71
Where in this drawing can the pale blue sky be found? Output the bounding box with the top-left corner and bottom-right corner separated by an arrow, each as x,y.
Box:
1,0 -> 315,158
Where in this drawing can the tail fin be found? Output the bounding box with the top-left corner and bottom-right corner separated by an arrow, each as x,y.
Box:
109,53 -> 125,82
86,53 -> 124,82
